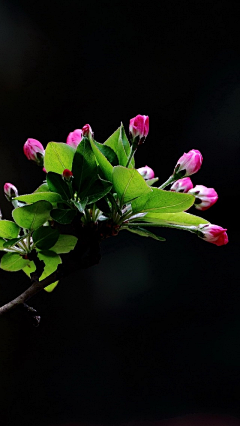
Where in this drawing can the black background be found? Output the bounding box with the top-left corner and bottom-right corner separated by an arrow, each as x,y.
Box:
0,1 -> 240,425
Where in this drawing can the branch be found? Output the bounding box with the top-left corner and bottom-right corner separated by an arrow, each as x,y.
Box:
0,229 -> 102,317
0,269 -> 60,316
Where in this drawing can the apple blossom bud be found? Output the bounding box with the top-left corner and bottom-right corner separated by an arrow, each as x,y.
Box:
23,138 -> 45,166
4,183 -> 18,200
188,185 -> 218,211
129,114 -> 149,145
66,129 -> 83,149
82,124 -> 93,138
62,169 -> 73,180
197,224 -> 228,246
170,177 -> 193,193
173,149 -> 203,178
137,165 -> 155,180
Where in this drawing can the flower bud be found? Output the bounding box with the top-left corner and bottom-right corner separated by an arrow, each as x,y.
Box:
66,129 -> 83,149
129,114 -> 149,145
188,185 -> 218,211
197,224 -> 228,246
137,165 -> 155,180
173,149 -> 203,178
82,124 -> 93,138
4,183 -> 18,200
170,177 -> 193,193
23,139 -> 45,166
62,169 -> 73,180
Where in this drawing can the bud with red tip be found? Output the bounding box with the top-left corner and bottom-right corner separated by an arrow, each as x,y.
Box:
129,114 -> 149,145
62,169 -> 73,181
137,165 -> 155,180
188,185 -> 218,211
82,124 -> 93,138
23,139 -> 45,166
4,183 -> 18,200
66,129 -> 83,149
197,224 -> 228,246
170,177 -> 193,193
173,149 -> 203,178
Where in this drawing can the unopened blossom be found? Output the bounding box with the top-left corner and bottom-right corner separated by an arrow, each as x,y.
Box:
197,224 -> 228,246
82,124 -> 93,138
23,139 -> 45,165
137,165 -> 155,180
4,183 -> 18,200
189,185 -> 218,211
173,149 -> 203,178
129,114 -> 149,144
66,129 -> 83,149
170,177 -> 193,193
62,169 -> 73,180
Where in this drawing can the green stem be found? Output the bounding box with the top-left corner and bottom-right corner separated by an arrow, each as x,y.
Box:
123,222 -> 197,233
158,175 -> 175,190
126,145 -> 136,168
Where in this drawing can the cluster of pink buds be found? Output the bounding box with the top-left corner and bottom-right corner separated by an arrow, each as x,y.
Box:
171,179 -> 218,211
66,124 -> 93,149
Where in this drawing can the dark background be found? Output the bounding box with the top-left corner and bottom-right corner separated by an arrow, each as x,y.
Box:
0,1 -> 240,425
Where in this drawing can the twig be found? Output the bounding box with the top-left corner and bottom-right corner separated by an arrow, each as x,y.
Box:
0,269 -> 60,316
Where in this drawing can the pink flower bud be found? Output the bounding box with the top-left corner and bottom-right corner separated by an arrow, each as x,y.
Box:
170,177 -> 193,193
174,149 -> 203,178
62,169 -> 73,180
66,129 -> 83,149
4,182 -> 18,199
198,224 -> 228,246
23,138 -> 45,165
137,165 -> 155,180
82,124 -> 93,138
188,185 -> 218,211
129,114 -> 149,144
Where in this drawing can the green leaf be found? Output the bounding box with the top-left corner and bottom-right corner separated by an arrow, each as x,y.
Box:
33,226 -> 60,250
0,220 -> 20,239
51,208 -> 76,224
12,201 -> 52,230
89,137 -> 113,182
0,253 -> 30,271
50,234 -> 78,254
15,192 -> 62,204
131,187 -> 195,214
112,166 -> 152,206
0,238 -> 6,250
22,250 -> 61,292
72,137 -> 98,195
124,226 -> 166,241
80,176 -> 112,204
136,211 -> 209,226
44,142 -> 75,174
146,177 -> 159,186
94,141 -> 118,166
3,237 -> 23,248
71,199 -> 88,213
47,172 -> 71,200
120,123 -> 135,168
34,183 -> 50,193
104,124 -> 134,168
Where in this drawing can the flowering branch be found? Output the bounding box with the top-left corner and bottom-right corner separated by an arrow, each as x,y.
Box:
0,114 -> 228,320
